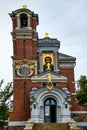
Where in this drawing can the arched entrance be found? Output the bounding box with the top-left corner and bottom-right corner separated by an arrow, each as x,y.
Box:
30,86 -> 71,123
44,98 -> 57,123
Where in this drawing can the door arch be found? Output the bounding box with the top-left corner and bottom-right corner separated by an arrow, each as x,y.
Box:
44,98 -> 57,123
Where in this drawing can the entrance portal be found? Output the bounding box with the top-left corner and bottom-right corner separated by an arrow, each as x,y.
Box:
44,98 -> 57,123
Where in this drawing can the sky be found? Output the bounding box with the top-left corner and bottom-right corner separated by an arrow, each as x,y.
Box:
0,0 -> 87,85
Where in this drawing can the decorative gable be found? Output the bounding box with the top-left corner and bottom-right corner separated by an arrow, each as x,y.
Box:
31,72 -> 67,83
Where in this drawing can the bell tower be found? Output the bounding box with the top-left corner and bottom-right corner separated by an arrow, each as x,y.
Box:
9,5 -> 39,130
10,4 -> 38,60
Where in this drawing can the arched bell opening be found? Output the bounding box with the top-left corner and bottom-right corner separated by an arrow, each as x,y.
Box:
20,14 -> 28,28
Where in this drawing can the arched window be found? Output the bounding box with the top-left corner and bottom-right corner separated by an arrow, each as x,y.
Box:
20,14 -> 28,28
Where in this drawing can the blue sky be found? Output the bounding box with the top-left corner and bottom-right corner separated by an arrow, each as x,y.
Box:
0,0 -> 87,85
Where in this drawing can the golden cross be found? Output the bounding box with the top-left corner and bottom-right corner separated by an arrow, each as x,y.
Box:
23,4 -> 27,9
45,32 -> 49,38
47,63 -> 51,70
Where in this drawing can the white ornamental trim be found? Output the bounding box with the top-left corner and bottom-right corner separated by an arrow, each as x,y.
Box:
71,111 -> 87,114
77,122 -> 87,126
8,121 -> 26,126
71,93 -> 76,96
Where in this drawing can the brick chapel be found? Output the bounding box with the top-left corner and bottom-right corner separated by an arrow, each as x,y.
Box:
8,5 -> 87,130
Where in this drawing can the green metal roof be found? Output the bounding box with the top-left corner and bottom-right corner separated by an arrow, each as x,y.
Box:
59,53 -> 76,61
38,37 -> 60,48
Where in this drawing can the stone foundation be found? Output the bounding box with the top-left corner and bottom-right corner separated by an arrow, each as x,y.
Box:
72,113 -> 87,122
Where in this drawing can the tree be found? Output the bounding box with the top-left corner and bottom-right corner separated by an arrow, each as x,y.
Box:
76,75 -> 87,104
0,80 -> 13,130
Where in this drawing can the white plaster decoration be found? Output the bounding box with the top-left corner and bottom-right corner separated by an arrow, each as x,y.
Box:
31,72 -> 67,83
16,12 -> 31,29
8,121 -> 26,126
71,111 -> 87,114
30,86 -> 71,123
16,36 -> 32,39
16,15 -> 19,29
34,62 -> 37,75
71,93 -> 76,96
32,38 -> 37,41
59,63 -> 76,68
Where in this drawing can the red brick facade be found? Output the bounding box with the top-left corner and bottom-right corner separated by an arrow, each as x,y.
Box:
8,7 -> 87,130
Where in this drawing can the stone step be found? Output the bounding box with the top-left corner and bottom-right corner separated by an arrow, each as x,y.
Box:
33,123 -> 69,130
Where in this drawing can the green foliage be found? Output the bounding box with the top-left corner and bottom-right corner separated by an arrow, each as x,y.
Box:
0,80 -> 13,123
0,80 -> 13,105
77,75 -> 87,104
0,105 -> 9,120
